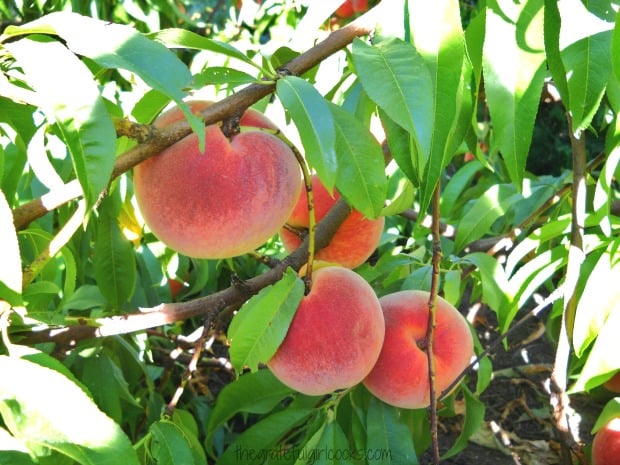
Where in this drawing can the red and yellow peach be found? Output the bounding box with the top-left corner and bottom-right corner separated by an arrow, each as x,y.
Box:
133,101 -> 301,259
268,266 -> 385,395
279,175 -> 384,269
363,290 -> 473,409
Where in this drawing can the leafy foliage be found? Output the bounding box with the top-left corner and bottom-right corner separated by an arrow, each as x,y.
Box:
0,0 -> 619,464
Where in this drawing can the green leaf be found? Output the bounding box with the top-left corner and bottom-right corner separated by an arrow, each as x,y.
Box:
554,0 -> 614,135
440,160 -> 483,219
149,420 -> 205,465
0,427 -> 36,465
353,38 -> 434,187
379,109 -> 418,184
462,252 -> 514,331
594,118 -> 620,235
0,355 -> 139,465
592,398 -> 620,433
228,267 -> 304,372
409,0 -> 473,215
571,248 -> 620,359
366,396 -> 418,464
0,190 -> 22,305
193,67 -> 257,88
81,352 -> 138,424
2,11 -> 203,149
614,11 -> 620,82
93,201 -> 136,309
442,386 -> 485,459
6,36 -> 116,208
454,183 -> 521,252
307,419 -> 354,465
483,0 -> 546,188
276,76 -> 337,191
149,28 -> 259,69
328,103 -> 387,219
217,408 -> 315,465
205,370 -> 294,449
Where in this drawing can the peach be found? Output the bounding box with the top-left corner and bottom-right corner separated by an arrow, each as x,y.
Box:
279,175 -> 384,269
363,290 -> 473,409
268,266 -> 385,395
335,0 -> 369,18
133,101 -> 302,259
604,372 -> 620,393
593,417 -> 620,465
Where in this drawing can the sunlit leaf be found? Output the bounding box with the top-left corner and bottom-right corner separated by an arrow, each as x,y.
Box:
2,12 -> 203,149
483,0 -> 546,188
0,355 -> 139,465
353,37 -> 434,186
6,36 -> 115,208
572,248 -> 620,359
409,0 -> 473,215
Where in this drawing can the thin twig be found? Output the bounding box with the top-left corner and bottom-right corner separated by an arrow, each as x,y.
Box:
426,182 -> 442,464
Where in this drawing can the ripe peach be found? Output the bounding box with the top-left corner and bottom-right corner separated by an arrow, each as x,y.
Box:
133,101 -> 302,259
268,266 -> 385,395
335,0 -> 369,18
279,175 -> 384,269
363,290 -> 473,409
604,372 -> 620,393
592,417 -> 620,465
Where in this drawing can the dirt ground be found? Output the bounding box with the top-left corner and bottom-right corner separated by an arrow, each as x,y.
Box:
419,305 -> 606,465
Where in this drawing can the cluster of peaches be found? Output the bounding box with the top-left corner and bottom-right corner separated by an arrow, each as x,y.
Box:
133,102 -> 474,409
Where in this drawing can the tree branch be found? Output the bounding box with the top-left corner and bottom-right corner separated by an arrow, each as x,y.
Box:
11,21 -> 374,231
14,198 -> 352,346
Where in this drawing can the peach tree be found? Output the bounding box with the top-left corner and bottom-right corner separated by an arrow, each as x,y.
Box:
0,0 -> 619,464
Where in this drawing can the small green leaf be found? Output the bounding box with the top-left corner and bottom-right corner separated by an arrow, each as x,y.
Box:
592,398 -> 620,433
276,76 -> 337,191
454,183 -> 521,252
6,36 -> 116,208
0,190 -> 22,305
462,252 -> 514,331
483,0 -> 547,188
366,396 -> 418,464
149,28 -> 259,69
328,103 -> 387,218
442,386 -> 485,459
205,369 -> 293,449
217,408 -> 315,465
0,355 -> 140,465
440,160 -> 483,219
149,420 -> 205,465
194,67 -> 257,88
93,200 -> 136,309
228,267 -> 304,372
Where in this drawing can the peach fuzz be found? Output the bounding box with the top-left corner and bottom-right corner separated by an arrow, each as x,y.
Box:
363,290 -> 473,409
592,417 -> 620,465
268,266 -> 385,395
604,372 -> 620,393
133,101 -> 302,259
279,175 -> 384,269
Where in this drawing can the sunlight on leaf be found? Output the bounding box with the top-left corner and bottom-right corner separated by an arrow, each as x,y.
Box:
0,355 -> 139,464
